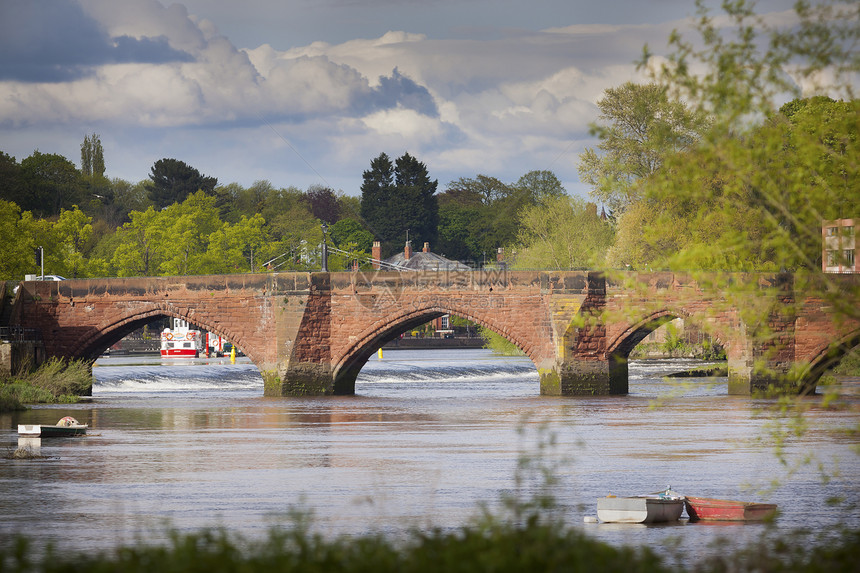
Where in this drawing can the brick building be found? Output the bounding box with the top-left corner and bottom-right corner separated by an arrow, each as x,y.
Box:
822,218 -> 857,273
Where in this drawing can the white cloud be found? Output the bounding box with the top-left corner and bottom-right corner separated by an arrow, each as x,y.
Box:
2,0 -> 836,195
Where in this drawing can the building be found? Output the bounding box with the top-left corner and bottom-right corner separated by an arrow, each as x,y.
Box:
371,241 -> 472,272
822,218 -> 857,273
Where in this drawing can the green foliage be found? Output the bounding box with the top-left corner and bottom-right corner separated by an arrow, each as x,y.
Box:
19,150 -> 85,218
513,170 -> 567,206
360,152 -> 438,258
0,200 -> 37,280
436,173 -> 555,264
0,358 -> 91,411
579,82 -> 705,215
480,327 -> 525,356
511,195 -> 614,269
80,133 -> 105,179
52,206 -> 93,278
148,158 -> 218,209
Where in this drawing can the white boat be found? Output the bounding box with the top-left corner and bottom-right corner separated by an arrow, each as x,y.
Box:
597,490 -> 685,523
161,318 -> 204,358
18,416 -> 88,437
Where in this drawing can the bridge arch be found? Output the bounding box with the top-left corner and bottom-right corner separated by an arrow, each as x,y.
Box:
798,329 -> 860,394
602,308 -> 730,392
73,303 -> 256,365
330,301 -> 543,395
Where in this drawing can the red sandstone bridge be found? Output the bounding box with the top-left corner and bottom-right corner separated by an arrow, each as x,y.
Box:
8,270 -> 859,396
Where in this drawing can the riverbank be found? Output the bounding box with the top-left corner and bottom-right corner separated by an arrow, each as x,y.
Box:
0,358 -> 91,412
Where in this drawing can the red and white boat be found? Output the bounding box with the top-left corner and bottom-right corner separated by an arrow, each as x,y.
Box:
161,318 -> 204,358
684,496 -> 777,522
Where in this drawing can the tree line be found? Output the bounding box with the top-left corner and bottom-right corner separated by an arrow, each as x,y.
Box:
0,136 -> 589,279
0,0 -> 857,283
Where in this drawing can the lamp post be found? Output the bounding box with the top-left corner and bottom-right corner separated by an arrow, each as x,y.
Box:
321,222 -> 329,272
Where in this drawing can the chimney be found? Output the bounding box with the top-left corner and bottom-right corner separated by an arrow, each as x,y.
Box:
372,241 -> 381,269
404,240 -> 413,260
423,242 -> 430,253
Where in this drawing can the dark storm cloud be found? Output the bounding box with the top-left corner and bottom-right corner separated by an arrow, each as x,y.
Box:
373,68 -> 439,117
0,0 -> 192,83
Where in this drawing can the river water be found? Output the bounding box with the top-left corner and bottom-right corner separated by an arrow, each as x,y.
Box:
1,349 -> 858,565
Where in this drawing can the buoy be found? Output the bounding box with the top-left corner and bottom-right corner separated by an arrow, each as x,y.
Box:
378,348 -> 383,360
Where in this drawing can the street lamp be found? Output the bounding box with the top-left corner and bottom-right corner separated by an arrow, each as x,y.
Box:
321,222 -> 329,272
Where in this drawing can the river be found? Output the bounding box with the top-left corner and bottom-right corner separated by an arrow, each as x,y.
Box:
1,349 -> 858,565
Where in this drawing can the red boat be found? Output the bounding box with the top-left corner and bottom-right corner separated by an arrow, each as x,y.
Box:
684,496 -> 777,521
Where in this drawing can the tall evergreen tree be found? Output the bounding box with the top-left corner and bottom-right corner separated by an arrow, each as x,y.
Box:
359,153 -> 395,253
359,152 -> 438,257
148,158 -> 217,209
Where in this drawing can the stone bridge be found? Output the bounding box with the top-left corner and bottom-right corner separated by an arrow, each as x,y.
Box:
7,270 -> 859,396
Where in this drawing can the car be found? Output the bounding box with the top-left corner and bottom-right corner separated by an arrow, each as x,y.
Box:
13,275 -> 66,294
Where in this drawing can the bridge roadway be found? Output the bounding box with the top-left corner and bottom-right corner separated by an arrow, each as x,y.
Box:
7,270 -> 859,396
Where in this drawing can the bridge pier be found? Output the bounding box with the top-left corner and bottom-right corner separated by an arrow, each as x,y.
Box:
263,364 -> 336,397
552,357 -> 629,396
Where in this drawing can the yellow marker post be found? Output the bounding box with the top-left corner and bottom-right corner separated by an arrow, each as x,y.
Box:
378,348 -> 383,360
230,346 -> 236,364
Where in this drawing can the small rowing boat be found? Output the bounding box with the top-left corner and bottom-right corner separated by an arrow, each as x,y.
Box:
18,416 -> 88,437
684,496 -> 777,521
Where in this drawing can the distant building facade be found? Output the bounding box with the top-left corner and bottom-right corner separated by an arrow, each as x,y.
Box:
822,218 -> 857,273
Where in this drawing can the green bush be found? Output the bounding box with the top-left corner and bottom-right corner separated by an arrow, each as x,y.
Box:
0,358 -> 90,412
2,519 -> 858,573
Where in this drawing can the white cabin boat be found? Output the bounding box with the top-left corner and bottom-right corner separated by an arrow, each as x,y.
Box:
597,492 -> 685,524
161,318 -> 204,358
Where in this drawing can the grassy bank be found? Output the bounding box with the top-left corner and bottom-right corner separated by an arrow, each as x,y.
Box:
0,358 -> 92,412
481,327 -> 526,356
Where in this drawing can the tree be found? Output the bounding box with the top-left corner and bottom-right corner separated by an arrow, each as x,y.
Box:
148,158 -> 217,209
20,151 -> 85,217
0,152 -> 25,208
578,82 -> 704,215
305,185 -> 340,224
395,152 -> 438,249
514,170 -> 566,205
53,206 -> 93,278
360,152 -> 438,257
202,213 -> 268,273
111,206 -> 164,277
511,196 -> 614,270
80,133 -> 105,179
329,218 -> 373,252
0,200 -> 37,280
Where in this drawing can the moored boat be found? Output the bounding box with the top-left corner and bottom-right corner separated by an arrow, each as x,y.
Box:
161,318 -> 204,358
684,496 -> 777,522
597,491 -> 685,524
18,416 -> 88,437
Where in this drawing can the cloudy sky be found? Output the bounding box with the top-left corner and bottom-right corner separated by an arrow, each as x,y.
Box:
0,0 -> 799,197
